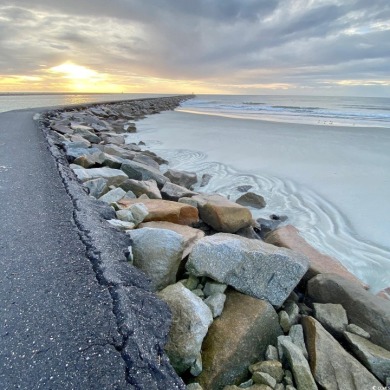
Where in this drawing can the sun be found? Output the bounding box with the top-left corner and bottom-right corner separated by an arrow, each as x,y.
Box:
49,62 -> 101,80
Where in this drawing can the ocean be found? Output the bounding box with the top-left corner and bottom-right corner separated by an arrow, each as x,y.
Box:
1,93 -> 389,292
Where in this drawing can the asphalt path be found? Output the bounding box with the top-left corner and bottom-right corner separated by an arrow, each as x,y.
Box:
0,108 -> 130,389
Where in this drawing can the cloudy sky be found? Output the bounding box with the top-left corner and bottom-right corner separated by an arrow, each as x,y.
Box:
0,0 -> 389,96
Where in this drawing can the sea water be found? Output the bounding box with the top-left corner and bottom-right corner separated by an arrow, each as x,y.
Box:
133,95 -> 390,292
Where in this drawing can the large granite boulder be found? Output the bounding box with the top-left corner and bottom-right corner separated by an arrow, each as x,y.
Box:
65,146 -> 101,161
120,179 -> 162,199
121,160 -> 169,188
73,167 -> 128,186
72,126 -> 101,143
302,316 -> 382,389
186,234 -> 309,306
118,199 -> 199,226
313,303 -> 348,338
161,182 -> 198,201
344,331 -> 390,383
164,169 -> 198,189
192,194 -> 253,233
98,187 -> 126,204
158,283 -> 213,374
197,290 -> 282,390
139,221 -> 205,259
307,274 -> 390,350
129,228 -> 185,291
98,144 -> 136,160
83,178 -> 108,198
133,154 -> 160,170
265,225 -> 367,287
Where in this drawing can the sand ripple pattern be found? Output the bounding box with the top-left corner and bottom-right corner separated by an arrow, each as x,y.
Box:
145,146 -> 390,292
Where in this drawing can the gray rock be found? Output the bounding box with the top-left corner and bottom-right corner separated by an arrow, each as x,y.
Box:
121,160 -> 168,188
122,190 -> 137,200
277,335 -> 292,364
72,127 -> 101,143
200,173 -> 212,187
120,179 -> 162,199
284,301 -> 300,327
65,146 -> 101,161
289,324 -> 308,359
101,133 -> 125,145
107,219 -> 135,230
190,354 -> 203,377
98,144 -> 135,160
283,370 -> 293,386
237,185 -> 253,192
186,384 -> 203,390
186,234 -> 309,306
275,384 -> 285,390
164,169 -> 198,189
313,303 -> 348,337
236,192 -> 266,209
285,386 -> 296,390
183,275 -> 200,290
344,331 -> 390,383
204,293 -> 226,318
203,281 -> 228,297
133,154 -> 160,170
346,323 -> 371,339
64,136 -> 91,149
73,153 -> 100,168
99,152 -> 124,169
178,197 -> 199,208
238,379 -> 254,388
116,209 -> 135,223
98,187 -> 126,204
250,360 -> 284,382
307,274 -> 390,350
252,372 -> 277,388
158,283 -> 213,374
279,311 -> 291,333
161,181 -> 198,201
83,178 -> 108,198
302,316 -> 382,389
279,338 -> 317,390
129,228 -> 185,291
192,289 -> 205,298
73,167 -> 128,186
265,345 -> 279,361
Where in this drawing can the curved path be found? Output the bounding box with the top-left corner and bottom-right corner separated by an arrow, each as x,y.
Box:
0,108 -> 183,389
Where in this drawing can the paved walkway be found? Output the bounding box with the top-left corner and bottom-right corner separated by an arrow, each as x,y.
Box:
0,109 -> 129,389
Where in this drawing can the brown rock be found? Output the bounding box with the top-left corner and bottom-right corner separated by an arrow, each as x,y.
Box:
197,290 -> 282,390
302,316 -> 382,389
139,221 -> 205,259
265,225 -> 367,288
193,194 -> 253,233
118,199 -> 199,226
307,273 -> 390,350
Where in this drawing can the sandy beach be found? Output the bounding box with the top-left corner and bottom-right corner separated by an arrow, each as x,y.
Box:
134,110 -> 390,292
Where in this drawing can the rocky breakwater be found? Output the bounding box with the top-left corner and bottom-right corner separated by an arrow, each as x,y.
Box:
43,96 -> 390,390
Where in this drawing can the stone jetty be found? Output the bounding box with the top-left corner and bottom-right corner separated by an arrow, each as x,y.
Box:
41,96 -> 390,389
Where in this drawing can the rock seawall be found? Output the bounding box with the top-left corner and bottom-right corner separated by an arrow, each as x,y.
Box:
40,95 -> 390,389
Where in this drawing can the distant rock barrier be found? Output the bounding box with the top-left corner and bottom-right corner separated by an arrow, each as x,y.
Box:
41,96 -> 390,389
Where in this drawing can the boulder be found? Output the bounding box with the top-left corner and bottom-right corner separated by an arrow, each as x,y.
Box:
118,199 -> 199,226
161,182 -> 198,201
107,219 -> 135,230
129,228 -> 185,291
98,144 -> 136,160
99,152 -> 124,169
65,146 -> 101,161
164,169 -> 197,189
186,234 -> 309,306
252,372 -> 276,388
73,167 -> 128,186
133,154 -> 160,170
313,303 -> 348,338
83,178 -> 108,198
158,283 -> 213,374
307,273 -> 390,350
265,225 -> 367,288
200,173 -> 212,187
345,324 -> 370,339
119,179 -> 162,199
203,281 -> 227,297
101,133 -> 125,145
121,160 -> 168,188
126,203 -> 149,225
138,221 -> 204,259
73,153 -> 100,168
197,290 -> 282,389
236,192 -> 266,209
344,331 -> 390,383
289,324 -> 308,359
72,127 -> 101,143
302,316 -> 382,389
279,339 -> 317,390
98,187 -> 126,204
192,194 -> 253,233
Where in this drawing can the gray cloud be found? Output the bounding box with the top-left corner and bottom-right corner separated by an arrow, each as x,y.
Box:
0,1 -> 389,94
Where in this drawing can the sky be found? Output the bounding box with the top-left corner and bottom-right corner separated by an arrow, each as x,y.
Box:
0,0 -> 389,96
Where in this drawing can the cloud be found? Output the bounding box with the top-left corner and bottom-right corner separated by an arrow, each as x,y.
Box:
0,1 -> 389,94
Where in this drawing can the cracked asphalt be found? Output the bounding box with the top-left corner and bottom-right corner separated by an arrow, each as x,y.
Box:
0,109 -> 131,389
